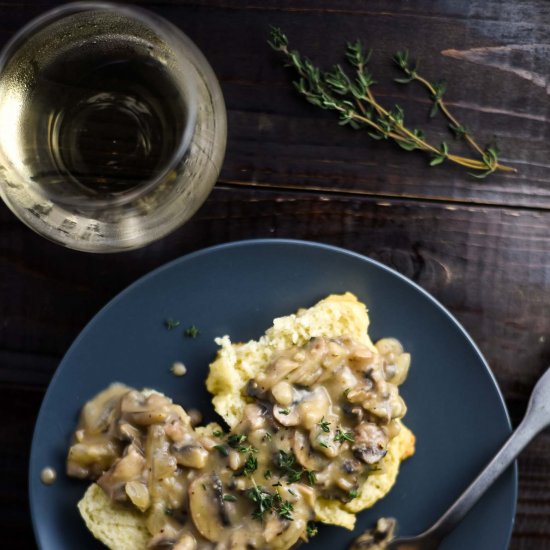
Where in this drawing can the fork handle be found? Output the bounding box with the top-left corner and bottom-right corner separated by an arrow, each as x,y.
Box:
424,391 -> 549,541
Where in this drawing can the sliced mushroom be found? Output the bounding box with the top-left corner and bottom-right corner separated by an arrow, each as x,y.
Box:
211,474 -> 231,527
353,445 -> 387,465
120,391 -> 170,426
342,459 -> 361,475
144,427 -> 178,504
271,381 -> 294,406
355,422 -> 387,443
97,443 -> 145,501
363,401 -> 392,423
66,440 -> 120,478
228,449 -> 242,471
146,502 -> 176,537
312,433 -> 339,458
328,339 -> 345,357
387,419 -> 402,440
125,480 -> 150,511
383,362 -> 397,381
292,430 -> 326,471
273,403 -> 300,426
334,364 -> 360,391
164,418 -> 186,443
343,403 -> 364,424
124,409 -> 169,426
346,387 -> 371,404
173,534 -> 197,550
148,535 -> 177,549
336,476 -> 355,492
264,486 -> 313,549
296,387 -> 330,429
390,395 -> 407,419
188,474 -> 231,542
226,527 -> 263,549
118,422 -> 141,443
240,403 -> 269,431
187,409 -> 203,427
245,379 -> 265,400
289,361 -> 324,387
172,443 -> 208,469
353,423 -> 389,465
348,517 -> 397,550
263,514 -> 293,546
147,521 -> 182,547
375,338 -> 403,362
295,483 -> 316,509
351,344 -> 374,361
255,357 -> 300,391
151,450 -> 177,481
139,410 -> 171,426
79,383 -> 130,435
389,353 -> 411,386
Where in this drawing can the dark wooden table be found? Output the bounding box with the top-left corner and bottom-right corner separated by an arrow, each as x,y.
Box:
2,1 -> 550,548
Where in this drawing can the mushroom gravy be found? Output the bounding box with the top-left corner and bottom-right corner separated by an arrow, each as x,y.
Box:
67,336 -> 410,549
40,466 -> 57,485
348,517 -> 396,550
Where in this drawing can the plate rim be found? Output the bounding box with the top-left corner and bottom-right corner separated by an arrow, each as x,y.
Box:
29,237 -> 518,548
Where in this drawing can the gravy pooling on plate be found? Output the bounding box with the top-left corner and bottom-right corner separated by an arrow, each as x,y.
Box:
67,336 -> 410,549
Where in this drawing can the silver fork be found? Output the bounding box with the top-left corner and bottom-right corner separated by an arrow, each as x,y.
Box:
386,365 -> 550,550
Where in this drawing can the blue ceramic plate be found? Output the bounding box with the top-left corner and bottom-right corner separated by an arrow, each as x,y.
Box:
29,239 -> 517,549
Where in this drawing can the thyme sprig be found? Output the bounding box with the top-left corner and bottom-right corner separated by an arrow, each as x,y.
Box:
269,27 -> 516,178
394,50 -> 486,158
318,417 -> 331,432
246,482 -> 294,521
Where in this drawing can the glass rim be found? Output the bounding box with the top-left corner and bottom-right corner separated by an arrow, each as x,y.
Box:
0,1 -> 201,209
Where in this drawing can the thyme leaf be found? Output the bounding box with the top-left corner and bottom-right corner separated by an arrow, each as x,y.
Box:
318,417 -> 331,432
164,318 -> 180,330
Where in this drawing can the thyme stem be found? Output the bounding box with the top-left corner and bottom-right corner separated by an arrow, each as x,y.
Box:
269,28 -> 517,178
410,73 -> 486,157
356,91 -> 441,154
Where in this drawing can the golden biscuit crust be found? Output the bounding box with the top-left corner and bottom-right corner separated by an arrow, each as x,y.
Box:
206,293 -> 415,530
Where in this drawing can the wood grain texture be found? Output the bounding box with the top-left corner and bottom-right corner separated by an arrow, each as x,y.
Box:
159,0 -> 550,207
3,185 -> 550,401
0,386 -> 43,549
2,185 -> 550,548
0,0 -> 549,548
0,0 -> 548,206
